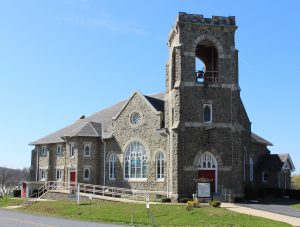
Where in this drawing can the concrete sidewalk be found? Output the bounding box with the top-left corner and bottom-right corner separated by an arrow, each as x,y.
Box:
222,203 -> 300,226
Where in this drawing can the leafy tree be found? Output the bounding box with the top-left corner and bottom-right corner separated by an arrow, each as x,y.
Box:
292,174 -> 300,189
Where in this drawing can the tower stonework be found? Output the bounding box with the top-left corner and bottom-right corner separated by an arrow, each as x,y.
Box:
165,13 -> 251,198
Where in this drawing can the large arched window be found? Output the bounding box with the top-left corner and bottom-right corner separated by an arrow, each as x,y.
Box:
198,152 -> 217,169
249,157 -> 254,182
109,153 -> 116,180
156,152 -> 164,180
124,142 -> 147,179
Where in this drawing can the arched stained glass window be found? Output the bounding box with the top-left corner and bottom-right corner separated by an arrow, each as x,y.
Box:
198,152 -> 217,169
124,142 -> 147,179
156,152 -> 164,180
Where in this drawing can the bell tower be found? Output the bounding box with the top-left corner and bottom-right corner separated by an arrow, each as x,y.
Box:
165,13 -> 251,198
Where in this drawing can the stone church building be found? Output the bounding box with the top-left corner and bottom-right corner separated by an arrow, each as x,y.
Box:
28,13 -> 295,199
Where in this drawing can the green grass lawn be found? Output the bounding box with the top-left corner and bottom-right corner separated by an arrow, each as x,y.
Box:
291,204 -> 300,209
0,196 -> 24,207
19,200 -> 291,227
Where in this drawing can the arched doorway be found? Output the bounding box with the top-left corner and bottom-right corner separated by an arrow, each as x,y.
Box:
198,152 -> 217,193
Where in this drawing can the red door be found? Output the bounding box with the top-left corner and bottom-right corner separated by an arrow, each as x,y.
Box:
70,172 -> 76,186
198,170 -> 216,193
22,182 -> 27,198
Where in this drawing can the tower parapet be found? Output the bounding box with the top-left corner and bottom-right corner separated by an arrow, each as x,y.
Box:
177,12 -> 236,26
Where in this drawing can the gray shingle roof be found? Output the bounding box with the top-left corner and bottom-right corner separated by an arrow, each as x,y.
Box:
258,154 -> 284,170
258,153 -> 295,171
30,92 -> 164,145
251,132 -> 273,146
65,121 -> 102,138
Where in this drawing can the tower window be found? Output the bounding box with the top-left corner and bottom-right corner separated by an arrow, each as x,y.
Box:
203,104 -> 212,123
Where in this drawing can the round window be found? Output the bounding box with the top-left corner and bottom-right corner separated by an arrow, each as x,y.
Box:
130,112 -> 141,125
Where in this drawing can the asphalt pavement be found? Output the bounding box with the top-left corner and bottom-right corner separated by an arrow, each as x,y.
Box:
0,209 -> 128,227
237,199 -> 300,218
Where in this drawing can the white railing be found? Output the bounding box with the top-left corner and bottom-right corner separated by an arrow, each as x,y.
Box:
33,181 -> 166,201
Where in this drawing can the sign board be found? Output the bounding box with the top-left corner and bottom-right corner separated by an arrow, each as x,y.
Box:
89,194 -> 93,200
146,201 -> 150,209
145,193 -> 150,202
197,182 -> 211,198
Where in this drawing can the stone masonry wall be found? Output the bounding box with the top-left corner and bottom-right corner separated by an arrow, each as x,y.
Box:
109,92 -> 167,191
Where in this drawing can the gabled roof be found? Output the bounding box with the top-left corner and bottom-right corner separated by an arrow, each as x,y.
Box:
251,132 -> 273,146
113,91 -> 163,121
278,153 -> 296,171
64,121 -> 102,138
258,153 -> 295,172
30,92 -> 164,145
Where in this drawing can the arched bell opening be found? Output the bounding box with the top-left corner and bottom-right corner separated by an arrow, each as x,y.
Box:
195,40 -> 219,83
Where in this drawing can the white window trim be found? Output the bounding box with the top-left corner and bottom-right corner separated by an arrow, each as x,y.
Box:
109,153 -> 116,181
56,169 -> 63,181
83,144 -> 91,158
123,141 -> 148,181
56,145 -> 63,155
203,104 -> 212,123
41,146 -> 47,156
70,145 -> 75,158
39,169 -> 47,181
83,167 -> 91,181
156,152 -> 165,181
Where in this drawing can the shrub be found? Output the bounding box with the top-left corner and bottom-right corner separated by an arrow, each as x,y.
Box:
286,189 -> 300,199
178,197 -> 192,203
210,201 -> 221,208
185,201 -> 193,211
161,198 -> 171,203
13,189 -> 21,197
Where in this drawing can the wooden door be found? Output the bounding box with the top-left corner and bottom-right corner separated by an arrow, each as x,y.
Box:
198,170 -> 216,193
70,171 -> 76,186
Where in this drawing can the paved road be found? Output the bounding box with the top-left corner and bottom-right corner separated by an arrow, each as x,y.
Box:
238,199 -> 300,218
0,209 -> 128,227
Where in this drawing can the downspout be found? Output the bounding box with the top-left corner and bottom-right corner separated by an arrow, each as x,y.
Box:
102,124 -> 106,186
36,147 -> 39,181
166,129 -> 170,198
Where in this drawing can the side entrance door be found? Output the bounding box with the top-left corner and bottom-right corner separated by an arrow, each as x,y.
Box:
70,171 -> 76,186
198,170 -> 216,193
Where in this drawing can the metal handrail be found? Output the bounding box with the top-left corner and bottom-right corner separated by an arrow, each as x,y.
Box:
35,181 -> 167,201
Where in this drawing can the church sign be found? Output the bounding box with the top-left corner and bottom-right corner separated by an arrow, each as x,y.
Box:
197,182 -> 211,198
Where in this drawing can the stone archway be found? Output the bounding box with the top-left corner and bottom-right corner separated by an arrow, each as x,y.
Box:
197,152 -> 218,193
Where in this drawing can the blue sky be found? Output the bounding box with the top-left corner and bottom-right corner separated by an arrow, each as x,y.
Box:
0,0 -> 299,173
